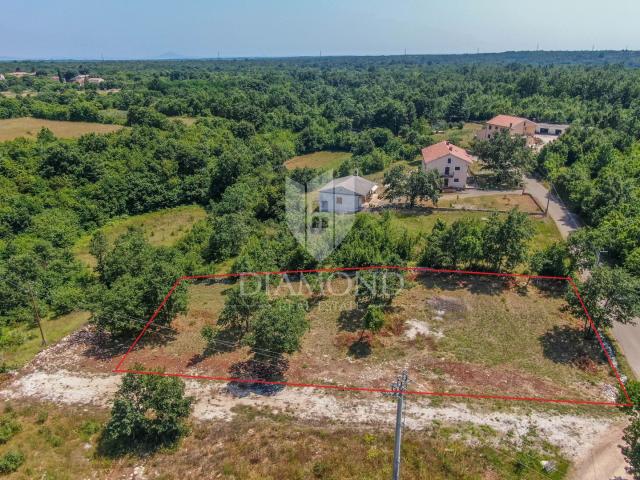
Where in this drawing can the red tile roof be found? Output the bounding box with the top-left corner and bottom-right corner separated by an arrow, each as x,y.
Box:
421,141 -> 475,165
486,114 -> 531,128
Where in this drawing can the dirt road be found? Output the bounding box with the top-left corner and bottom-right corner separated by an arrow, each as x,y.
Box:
0,366 -> 623,463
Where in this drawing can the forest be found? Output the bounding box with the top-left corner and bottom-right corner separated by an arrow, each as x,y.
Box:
1,52 -> 640,345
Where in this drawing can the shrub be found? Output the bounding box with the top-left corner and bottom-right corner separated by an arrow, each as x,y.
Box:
100,367 -> 192,456
0,451 -> 24,474
0,415 -> 21,444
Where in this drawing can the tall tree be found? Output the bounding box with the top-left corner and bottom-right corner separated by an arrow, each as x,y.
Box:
472,130 -> 533,187
567,266 -> 640,334
482,210 -> 534,271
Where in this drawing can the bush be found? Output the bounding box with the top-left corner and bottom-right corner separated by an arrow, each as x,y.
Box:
0,414 -> 21,444
0,451 -> 24,474
100,367 -> 192,456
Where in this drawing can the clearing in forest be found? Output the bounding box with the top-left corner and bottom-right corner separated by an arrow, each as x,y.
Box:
284,151 -> 352,170
0,117 -> 122,141
115,268 -> 629,407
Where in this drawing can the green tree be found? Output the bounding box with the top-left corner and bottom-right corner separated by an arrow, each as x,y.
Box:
482,210 -> 534,271
92,230 -> 187,336
361,304 -> 385,339
567,266 -> 640,334
250,298 -> 309,364
623,414 -> 640,479
472,129 -> 532,187
101,367 -> 192,455
218,279 -> 268,333
405,169 -> 442,207
529,242 -> 571,277
89,231 -> 108,275
355,270 -> 403,308
382,164 -> 407,203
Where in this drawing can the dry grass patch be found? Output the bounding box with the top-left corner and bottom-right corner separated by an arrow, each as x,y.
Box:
440,193 -> 542,213
118,273 -> 616,404
0,117 -> 122,142
284,151 -> 352,170
73,205 -> 207,267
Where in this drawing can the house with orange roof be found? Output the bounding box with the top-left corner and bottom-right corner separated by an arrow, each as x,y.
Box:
476,115 -> 537,145
421,141 -> 476,189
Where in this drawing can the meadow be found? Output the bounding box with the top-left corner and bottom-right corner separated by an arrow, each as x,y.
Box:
0,117 -> 122,141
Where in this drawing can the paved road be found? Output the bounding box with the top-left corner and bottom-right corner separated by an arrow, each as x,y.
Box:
525,176 -> 637,478
523,176 -> 581,239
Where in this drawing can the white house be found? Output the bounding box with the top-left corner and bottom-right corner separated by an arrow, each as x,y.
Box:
0,74 -> 5,81
319,175 -> 378,213
421,141 -> 476,189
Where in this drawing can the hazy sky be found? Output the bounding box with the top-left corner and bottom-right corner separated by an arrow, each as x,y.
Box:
2,0 -> 639,59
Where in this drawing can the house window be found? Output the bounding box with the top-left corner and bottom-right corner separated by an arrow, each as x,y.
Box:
321,200 -> 328,211
336,196 -> 342,205
447,158 -> 451,164
454,178 -> 459,183
488,125 -> 492,130
454,166 -> 460,171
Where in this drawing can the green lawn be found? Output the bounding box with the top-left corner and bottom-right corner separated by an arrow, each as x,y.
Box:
0,311 -> 90,368
384,209 -> 562,257
73,205 -> 207,267
432,122 -> 483,149
285,151 -> 352,171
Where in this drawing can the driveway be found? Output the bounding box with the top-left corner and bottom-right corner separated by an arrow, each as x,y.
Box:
523,176 -> 581,239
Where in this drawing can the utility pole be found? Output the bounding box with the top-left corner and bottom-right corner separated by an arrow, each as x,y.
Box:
545,192 -> 550,216
387,370 -> 409,480
27,283 -> 47,346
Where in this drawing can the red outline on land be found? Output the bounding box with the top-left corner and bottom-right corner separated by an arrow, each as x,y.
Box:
113,266 -> 633,407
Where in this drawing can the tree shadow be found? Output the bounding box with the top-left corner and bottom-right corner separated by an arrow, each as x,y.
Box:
81,326 -> 176,362
539,325 -> 606,368
186,325 -> 244,367
416,272 -> 506,296
338,308 -> 364,332
226,357 -> 288,397
348,337 -> 372,358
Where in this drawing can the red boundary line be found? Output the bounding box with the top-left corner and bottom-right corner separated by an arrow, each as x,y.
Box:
113,266 -> 633,408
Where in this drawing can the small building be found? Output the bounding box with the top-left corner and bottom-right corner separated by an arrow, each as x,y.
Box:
0,74 -> 4,81
421,141 -> 476,189
87,77 -> 105,84
476,114 -> 537,141
535,123 -> 569,136
319,175 -> 378,213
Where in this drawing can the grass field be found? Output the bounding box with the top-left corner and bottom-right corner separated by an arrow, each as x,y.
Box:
432,122 -> 483,149
0,118 -> 122,142
439,193 -> 542,213
385,209 -> 561,253
119,272 -> 616,404
285,150 -> 352,171
73,205 -> 207,267
0,311 -> 90,369
0,402 -> 568,479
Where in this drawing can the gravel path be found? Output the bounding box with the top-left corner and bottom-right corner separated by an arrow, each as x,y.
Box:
0,368 -> 620,461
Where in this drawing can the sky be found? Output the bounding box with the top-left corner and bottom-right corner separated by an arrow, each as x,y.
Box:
1,0 -> 639,59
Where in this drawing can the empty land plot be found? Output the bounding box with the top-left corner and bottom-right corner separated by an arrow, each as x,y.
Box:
432,122 -> 483,149
284,151 -> 352,170
439,193 -> 542,213
0,117 -> 122,141
73,205 -> 207,267
117,271 -> 620,405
